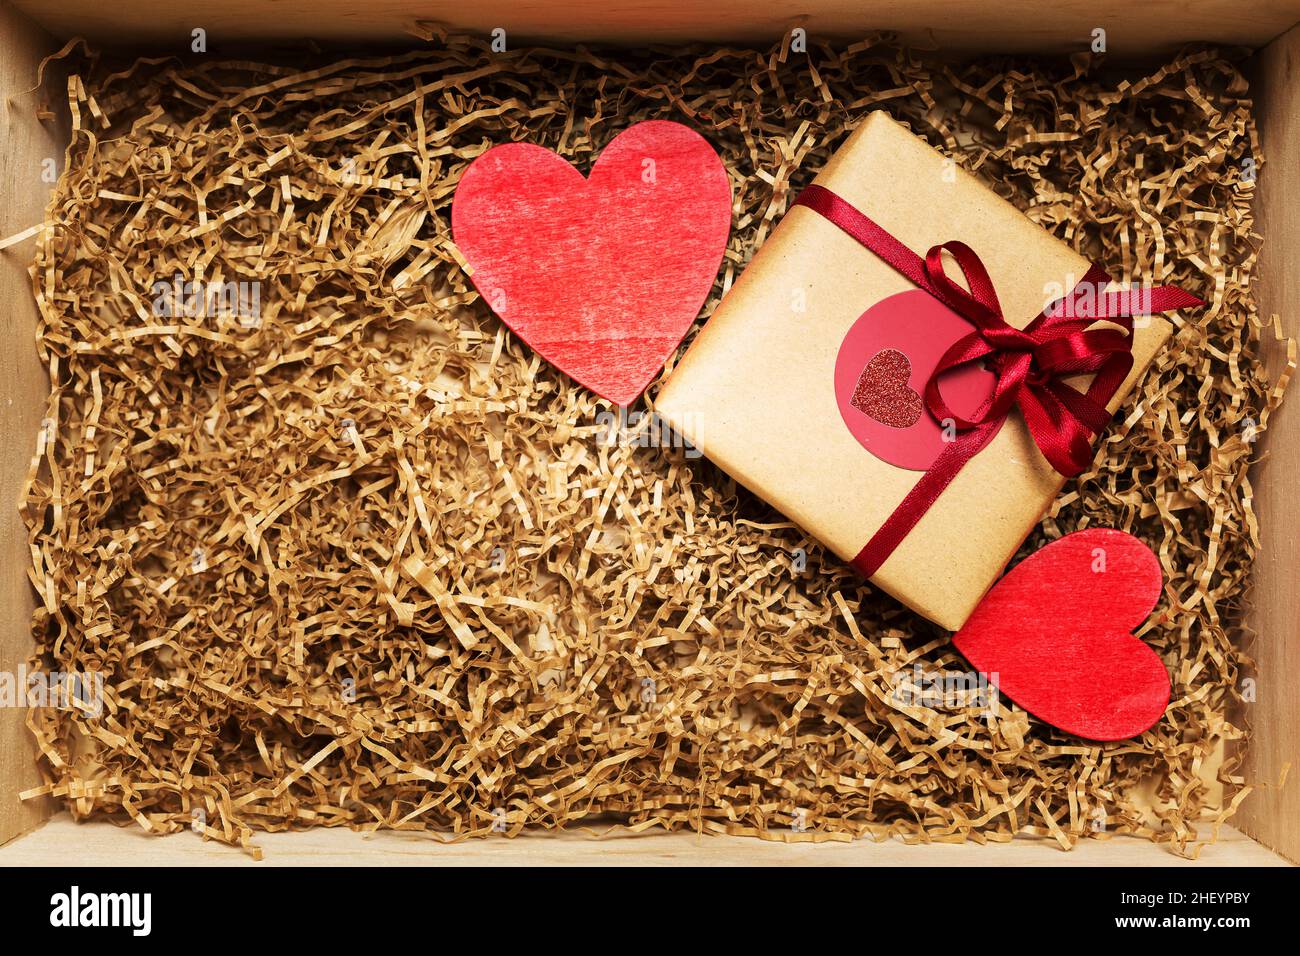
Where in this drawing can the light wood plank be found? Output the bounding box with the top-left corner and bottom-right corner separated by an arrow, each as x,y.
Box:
7,0 -> 1300,56
0,0 -> 66,847
1239,23 -> 1300,865
0,814 -> 1289,866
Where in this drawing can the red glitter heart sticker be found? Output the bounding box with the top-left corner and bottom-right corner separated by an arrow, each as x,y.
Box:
834,289 -> 998,471
850,348 -> 923,428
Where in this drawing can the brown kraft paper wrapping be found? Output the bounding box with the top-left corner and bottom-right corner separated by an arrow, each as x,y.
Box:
656,111 -> 1175,632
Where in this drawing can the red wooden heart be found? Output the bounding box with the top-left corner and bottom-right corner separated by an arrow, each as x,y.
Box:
850,348 -> 923,428
951,528 -> 1170,741
451,120 -> 732,406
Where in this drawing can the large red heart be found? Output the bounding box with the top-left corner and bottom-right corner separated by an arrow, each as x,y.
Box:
451,120 -> 732,406
951,528 -> 1170,741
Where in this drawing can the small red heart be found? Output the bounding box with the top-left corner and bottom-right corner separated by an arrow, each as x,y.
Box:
451,120 -> 732,406
951,528 -> 1170,741
850,348 -> 923,428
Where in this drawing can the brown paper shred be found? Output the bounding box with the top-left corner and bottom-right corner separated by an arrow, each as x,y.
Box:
17,35 -> 1287,857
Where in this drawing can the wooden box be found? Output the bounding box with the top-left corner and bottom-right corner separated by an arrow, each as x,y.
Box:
0,0 -> 1295,866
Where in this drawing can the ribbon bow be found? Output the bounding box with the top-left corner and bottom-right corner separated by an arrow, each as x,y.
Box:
792,183 -> 1203,577
920,241 -> 1144,477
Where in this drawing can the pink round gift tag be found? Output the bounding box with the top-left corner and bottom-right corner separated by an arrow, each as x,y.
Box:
834,290 -> 1001,471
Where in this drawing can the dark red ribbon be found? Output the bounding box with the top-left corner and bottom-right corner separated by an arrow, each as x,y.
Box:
792,183 -> 1204,579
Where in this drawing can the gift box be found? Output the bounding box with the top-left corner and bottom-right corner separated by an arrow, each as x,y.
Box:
655,112 -> 1178,631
